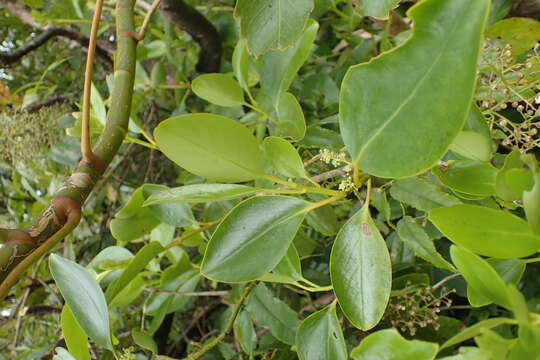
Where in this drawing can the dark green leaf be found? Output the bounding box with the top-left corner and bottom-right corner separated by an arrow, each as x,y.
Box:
389,177 -> 461,212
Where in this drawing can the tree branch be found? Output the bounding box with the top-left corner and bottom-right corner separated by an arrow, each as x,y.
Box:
509,0 -> 540,17
158,0 -> 222,73
0,0 -> 137,301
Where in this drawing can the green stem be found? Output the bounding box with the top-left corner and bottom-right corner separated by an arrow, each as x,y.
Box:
184,282 -> 257,360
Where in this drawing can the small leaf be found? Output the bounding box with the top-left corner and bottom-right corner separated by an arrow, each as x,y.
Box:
433,160 -> 497,196
259,244 -> 303,284
449,131 -> 492,162
263,136 -> 307,179
330,204 -> 392,330
144,183 -> 262,205
340,0 -> 489,178
53,348 -> 77,360
105,241 -> 164,303
154,113 -> 265,182
132,330 -> 158,354
275,92 -> 306,141
49,254 -> 112,349
235,0 -> 314,56
429,204 -> 540,258
234,310 -> 257,356
396,216 -> 456,271
191,73 -> 245,107
232,39 -> 252,91
202,196 -> 309,282
441,317 -> 516,349
246,283 -> 299,345
142,184 -> 194,227
486,17 -> 540,55
61,305 -> 90,360
357,0 -> 400,19
496,150 -> 526,201
389,177 -> 461,212
351,329 -> 438,360
296,303 -> 347,360
450,246 -> 510,308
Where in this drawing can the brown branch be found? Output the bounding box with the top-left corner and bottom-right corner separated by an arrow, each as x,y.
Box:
509,0 -> 540,17
159,0 -> 222,73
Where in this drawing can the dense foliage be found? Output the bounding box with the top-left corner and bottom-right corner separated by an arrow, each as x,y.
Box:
1,0 -> 540,359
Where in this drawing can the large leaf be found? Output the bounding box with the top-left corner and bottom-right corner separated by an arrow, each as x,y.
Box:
296,303 -> 347,360
201,196 -> 309,282
154,113 -> 265,182
429,204 -> 540,258
235,0 -> 314,56
450,246 -> 510,308
339,0 -> 489,178
60,305 -> 90,360
389,177 -> 461,212
396,216 -> 456,271
246,283 -> 299,345
260,19 -> 319,107
49,254 -> 112,349
351,329 -> 438,360
144,183 -> 262,205
330,203 -> 392,330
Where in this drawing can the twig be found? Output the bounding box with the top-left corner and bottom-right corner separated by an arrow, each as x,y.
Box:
151,290 -> 229,297
138,0 -> 162,40
431,273 -> 461,291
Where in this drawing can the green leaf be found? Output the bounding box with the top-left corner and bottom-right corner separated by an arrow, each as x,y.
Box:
132,330 -> 158,354
467,259 -> 526,307
234,310 -> 257,355
296,303 -> 347,360
235,0 -> 314,56
105,241 -> 164,303
275,92 -> 306,141
351,328 -> 438,360
144,183 -> 261,205
49,254 -> 112,349
357,0 -> 400,19
110,187 -> 161,245
154,113 -> 265,182
61,305 -> 90,360
429,204 -> 540,258
259,244 -> 303,284
191,73 -> 245,107
450,246 -> 510,308
246,283 -> 299,345
433,160 -> 497,196
141,184 -> 194,227
389,177 -> 461,212
486,18 -> 540,55
263,136 -> 307,179
232,39 -> 252,91
396,216 -> 456,271
449,131 -> 492,162
53,348 -> 77,360
522,155 -> 540,234
330,203 -> 392,330
260,19 -> 319,107
496,150 -> 526,201
146,273 -> 201,316
202,196 -> 309,282
339,0 -> 489,178
441,317 -> 516,349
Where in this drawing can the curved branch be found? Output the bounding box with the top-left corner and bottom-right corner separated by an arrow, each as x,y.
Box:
509,0 -> 540,17
159,0 -> 222,73
0,0 -> 137,301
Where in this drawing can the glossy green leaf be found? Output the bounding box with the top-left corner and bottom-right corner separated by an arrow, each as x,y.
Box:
429,204 -> 540,258
144,183 -> 261,205
234,310 -> 257,356
105,241 -> 164,303
330,203 -> 392,330
61,305 -> 90,360
357,0 -> 400,19
192,73 -> 244,107
110,187 -> 160,245
142,184 -> 194,227
433,160 -> 497,196
246,283 -> 299,345
351,328 -> 438,360
496,150 -> 526,201
340,0 -> 489,178
486,18 -> 540,55
389,177 -> 461,212
397,216 -> 455,271
202,196 -> 309,282
296,303 -> 347,360
259,244 -> 303,284
154,113 -> 265,182
275,92 -> 306,141
263,136 -> 307,179
450,246 -> 510,308
132,330 -> 157,354
441,317 -> 516,349
260,19 -> 319,107
468,259 -> 526,307
450,131 -> 492,162
235,0 -> 314,56
49,254 -> 112,349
